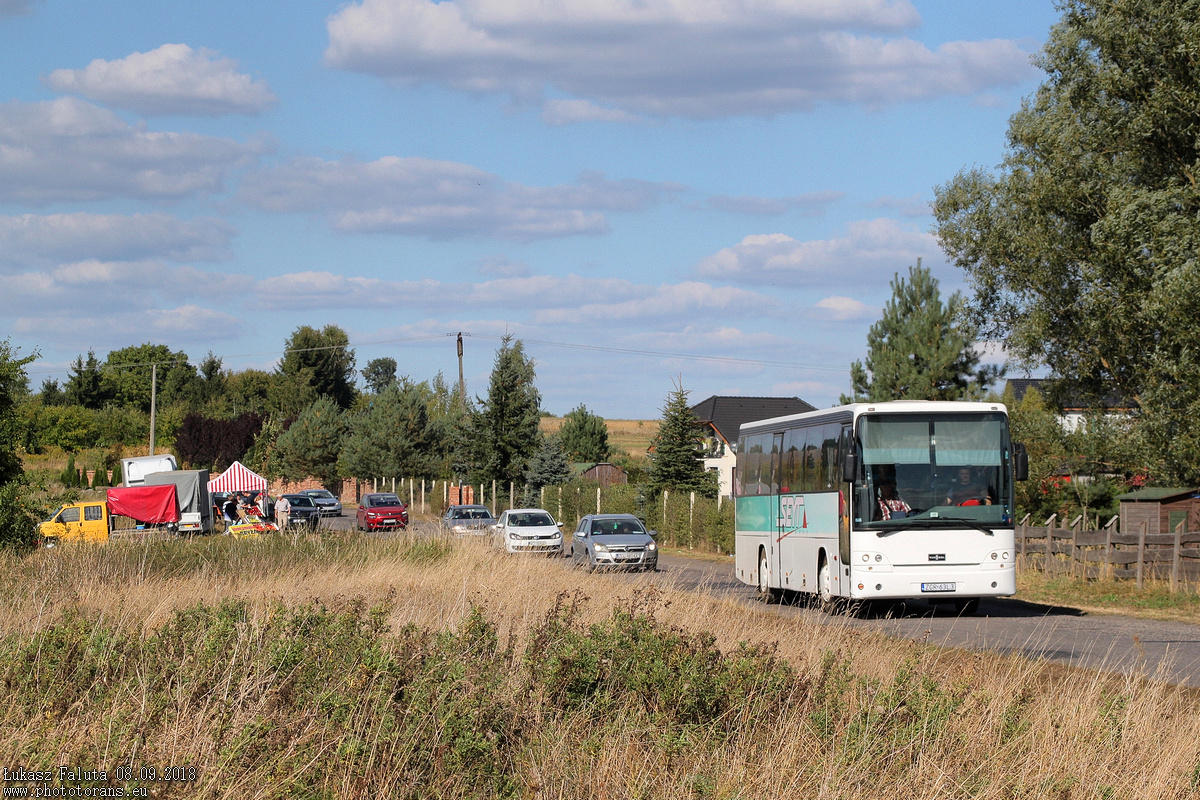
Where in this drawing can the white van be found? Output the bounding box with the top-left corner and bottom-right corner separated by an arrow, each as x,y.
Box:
121,454 -> 178,487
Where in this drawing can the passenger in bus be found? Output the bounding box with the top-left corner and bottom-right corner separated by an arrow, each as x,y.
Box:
877,482 -> 912,521
946,467 -> 993,505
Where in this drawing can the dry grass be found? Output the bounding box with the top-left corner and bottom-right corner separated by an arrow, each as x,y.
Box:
2,533 -> 1200,798
1017,567 -> 1200,623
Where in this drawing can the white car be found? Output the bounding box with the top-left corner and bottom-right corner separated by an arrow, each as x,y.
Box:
494,508 -> 564,555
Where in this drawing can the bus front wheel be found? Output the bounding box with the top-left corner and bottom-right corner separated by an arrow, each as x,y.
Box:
757,548 -> 779,604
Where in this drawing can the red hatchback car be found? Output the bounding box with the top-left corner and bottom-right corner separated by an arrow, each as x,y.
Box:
355,493 -> 409,531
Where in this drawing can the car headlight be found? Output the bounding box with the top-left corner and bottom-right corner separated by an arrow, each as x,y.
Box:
647,542 -> 656,551
593,543 -> 609,552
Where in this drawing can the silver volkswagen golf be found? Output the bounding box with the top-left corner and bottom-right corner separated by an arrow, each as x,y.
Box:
570,513 -> 658,572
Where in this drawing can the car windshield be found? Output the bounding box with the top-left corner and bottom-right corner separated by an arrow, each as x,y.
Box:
510,512 -> 554,526
370,495 -> 403,507
306,490 -> 335,499
289,497 -> 315,507
453,508 -> 492,520
591,519 -> 645,535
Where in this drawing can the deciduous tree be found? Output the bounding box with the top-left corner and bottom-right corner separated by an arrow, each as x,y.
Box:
279,325 -> 357,410
933,0 -> 1200,481
361,357 -> 398,395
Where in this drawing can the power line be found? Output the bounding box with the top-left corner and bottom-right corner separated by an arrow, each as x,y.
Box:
24,331 -> 847,376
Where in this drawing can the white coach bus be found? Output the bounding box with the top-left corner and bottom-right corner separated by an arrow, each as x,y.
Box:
733,401 -> 1027,614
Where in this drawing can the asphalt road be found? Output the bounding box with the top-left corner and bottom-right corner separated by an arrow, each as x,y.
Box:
322,515 -> 1200,688
651,552 -> 1200,689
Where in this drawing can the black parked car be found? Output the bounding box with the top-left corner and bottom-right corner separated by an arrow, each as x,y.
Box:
280,494 -> 320,528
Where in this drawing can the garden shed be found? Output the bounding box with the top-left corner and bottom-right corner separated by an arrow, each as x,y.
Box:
573,462 -> 627,487
1117,488 -> 1200,536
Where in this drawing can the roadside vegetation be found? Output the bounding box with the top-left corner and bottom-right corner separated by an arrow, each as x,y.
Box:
1017,570 -> 1200,624
2,533 -> 1198,799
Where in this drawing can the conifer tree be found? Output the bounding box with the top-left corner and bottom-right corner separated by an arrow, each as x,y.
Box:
559,404 -> 611,463
842,261 -> 1000,403
273,397 -> 346,487
339,381 -> 441,480
648,383 -> 716,498
524,435 -> 571,505
461,337 -> 541,486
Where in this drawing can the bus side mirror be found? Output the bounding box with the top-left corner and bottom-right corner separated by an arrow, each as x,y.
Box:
842,452 -> 857,483
1014,443 -> 1029,482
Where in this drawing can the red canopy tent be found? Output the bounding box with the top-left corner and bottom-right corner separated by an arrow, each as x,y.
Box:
208,461 -> 268,494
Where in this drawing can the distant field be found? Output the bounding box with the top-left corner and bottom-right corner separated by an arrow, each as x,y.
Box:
540,417 -> 657,460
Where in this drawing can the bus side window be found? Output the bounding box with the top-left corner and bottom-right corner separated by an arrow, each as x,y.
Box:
820,423 -> 841,490
801,428 -> 819,493
781,428 -> 802,493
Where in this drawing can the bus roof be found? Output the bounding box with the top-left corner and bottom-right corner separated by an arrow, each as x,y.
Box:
737,400 -> 1010,437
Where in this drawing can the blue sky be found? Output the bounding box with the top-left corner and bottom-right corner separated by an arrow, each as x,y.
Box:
1,0 -> 1061,418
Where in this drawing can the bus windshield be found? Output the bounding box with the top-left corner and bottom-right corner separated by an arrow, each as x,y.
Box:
853,413 -> 1013,530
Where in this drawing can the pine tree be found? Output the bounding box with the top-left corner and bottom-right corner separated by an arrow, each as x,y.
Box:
648,382 -> 716,498
461,337 -> 541,486
559,404 -> 611,463
524,435 -> 571,505
339,381 -> 442,480
841,260 -> 1000,403
274,397 -> 346,487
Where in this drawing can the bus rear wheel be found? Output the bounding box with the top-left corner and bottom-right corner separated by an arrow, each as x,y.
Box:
817,557 -> 836,612
757,548 -> 779,604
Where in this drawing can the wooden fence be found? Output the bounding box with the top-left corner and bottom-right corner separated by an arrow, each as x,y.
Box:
1017,513 -> 1200,592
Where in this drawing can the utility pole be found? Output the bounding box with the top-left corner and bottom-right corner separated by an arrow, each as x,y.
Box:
148,363 -> 158,455
457,332 -> 466,409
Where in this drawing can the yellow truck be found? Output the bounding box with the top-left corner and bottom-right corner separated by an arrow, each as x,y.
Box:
38,485 -> 184,545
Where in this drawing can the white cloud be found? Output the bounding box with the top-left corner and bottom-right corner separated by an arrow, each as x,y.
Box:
45,44 -> 277,116
815,296 -> 870,321
324,0 -> 1033,119
708,191 -> 843,216
542,99 -> 643,126
240,157 -> 676,240
0,213 -> 234,266
694,219 -> 940,285
251,270 -> 775,327
12,305 -> 242,344
0,97 -> 270,204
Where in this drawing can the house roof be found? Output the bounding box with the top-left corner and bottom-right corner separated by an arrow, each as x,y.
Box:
1005,378 -> 1137,412
1116,488 -> 1198,502
689,395 -> 816,445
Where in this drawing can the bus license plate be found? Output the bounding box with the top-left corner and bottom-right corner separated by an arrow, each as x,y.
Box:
921,582 -> 956,593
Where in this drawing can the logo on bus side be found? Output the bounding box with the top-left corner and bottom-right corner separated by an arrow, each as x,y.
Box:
777,495 -> 807,530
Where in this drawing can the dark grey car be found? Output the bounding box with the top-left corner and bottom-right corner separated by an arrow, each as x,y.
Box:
281,494 -> 320,528
570,513 -> 658,572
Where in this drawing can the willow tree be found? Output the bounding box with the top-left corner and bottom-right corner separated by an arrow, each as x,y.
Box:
933,0 -> 1200,481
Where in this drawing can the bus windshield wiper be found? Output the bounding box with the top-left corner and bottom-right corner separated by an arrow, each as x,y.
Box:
874,524 -> 909,538
935,516 -> 995,536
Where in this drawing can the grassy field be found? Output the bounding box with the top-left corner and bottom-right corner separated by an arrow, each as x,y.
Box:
539,416 -> 657,461
2,533 -> 1199,798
